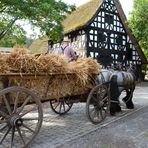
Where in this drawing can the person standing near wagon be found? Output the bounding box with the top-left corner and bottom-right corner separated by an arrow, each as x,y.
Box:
59,37 -> 77,62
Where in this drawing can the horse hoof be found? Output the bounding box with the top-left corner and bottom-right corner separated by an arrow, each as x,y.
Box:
116,105 -> 121,112
127,105 -> 134,109
110,111 -> 116,116
110,107 -> 116,116
126,102 -> 134,109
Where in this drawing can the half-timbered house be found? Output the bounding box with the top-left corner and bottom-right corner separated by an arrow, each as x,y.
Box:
54,0 -> 147,69
30,0 -> 147,71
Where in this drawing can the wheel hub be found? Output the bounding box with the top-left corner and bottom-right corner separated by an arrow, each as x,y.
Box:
9,114 -> 23,127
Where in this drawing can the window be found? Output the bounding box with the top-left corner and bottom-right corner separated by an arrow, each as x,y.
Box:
105,14 -> 114,24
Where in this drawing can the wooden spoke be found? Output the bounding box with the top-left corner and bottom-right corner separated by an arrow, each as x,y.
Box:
22,117 -> 39,121
65,101 -> 71,107
62,102 -> 66,112
0,124 -> 8,132
92,95 -> 98,103
3,95 -> 12,115
0,111 -> 9,119
13,92 -> 19,113
20,106 -> 36,117
90,109 -> 97,119
0,119 -> 6,124
99,109 -> 103,119
94,111 -> 101,121
17,127 -> 25,145
59,102 -> 62,113
11,127 -> 15,148
0,127 -> 11,144
53,101 -> 60,110
22,123 -> 35,133
17,95 -> 31,114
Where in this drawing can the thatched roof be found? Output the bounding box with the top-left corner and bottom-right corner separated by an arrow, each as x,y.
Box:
29,37 -> 48,54
63,0 -> 103,34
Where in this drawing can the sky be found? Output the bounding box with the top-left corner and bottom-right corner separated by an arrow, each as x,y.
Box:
63,0 -> 134,17
21,0 -> 134,37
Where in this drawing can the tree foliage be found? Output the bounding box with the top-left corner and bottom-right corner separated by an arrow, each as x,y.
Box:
0,16 -> 27,47
0,0 -> 75,44
128,0 -> 148,60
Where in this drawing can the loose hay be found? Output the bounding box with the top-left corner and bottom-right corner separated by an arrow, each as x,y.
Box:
0,48 -> 100,102
68,57 -> 100,86
37,54 -> 68,74
6,48 -> 44,74
0,53 -> 10,73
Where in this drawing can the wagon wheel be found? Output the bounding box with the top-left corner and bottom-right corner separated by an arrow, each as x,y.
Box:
86,83 -> 110,124
0,86 -> 43,148
50,97 -> 73,115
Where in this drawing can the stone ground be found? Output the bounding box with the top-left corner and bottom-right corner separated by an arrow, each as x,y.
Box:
1,82 -> 148,148
31,82 -> 148,148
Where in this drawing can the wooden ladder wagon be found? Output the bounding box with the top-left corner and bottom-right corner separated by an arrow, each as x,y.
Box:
0,73 -> 110,147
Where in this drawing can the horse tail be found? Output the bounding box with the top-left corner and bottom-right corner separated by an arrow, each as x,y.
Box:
109,75 -> 121,115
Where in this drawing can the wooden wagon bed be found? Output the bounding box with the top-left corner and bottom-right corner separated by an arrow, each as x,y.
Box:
0,72 -> 96,104
0,72 -> 109,148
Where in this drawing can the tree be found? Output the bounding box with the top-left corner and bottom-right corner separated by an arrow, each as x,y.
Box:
128,0 -> 148,79
0,0 -> 75,42
128,0 -> 148,61
0,17 -> 27,47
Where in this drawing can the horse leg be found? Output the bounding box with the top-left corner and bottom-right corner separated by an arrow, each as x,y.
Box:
109,75 -> 121,115
126,88 -> 134,109
122,86 -> 135,109
110,101 -> 121,115
122,89 -> 129,104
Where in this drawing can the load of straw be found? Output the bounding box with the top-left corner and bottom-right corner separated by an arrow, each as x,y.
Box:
68,57 -> 100,86
37,54 -> 68,74
0,48 -> 100,101
0,53 -> 10,73
6,48 -> 44,74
